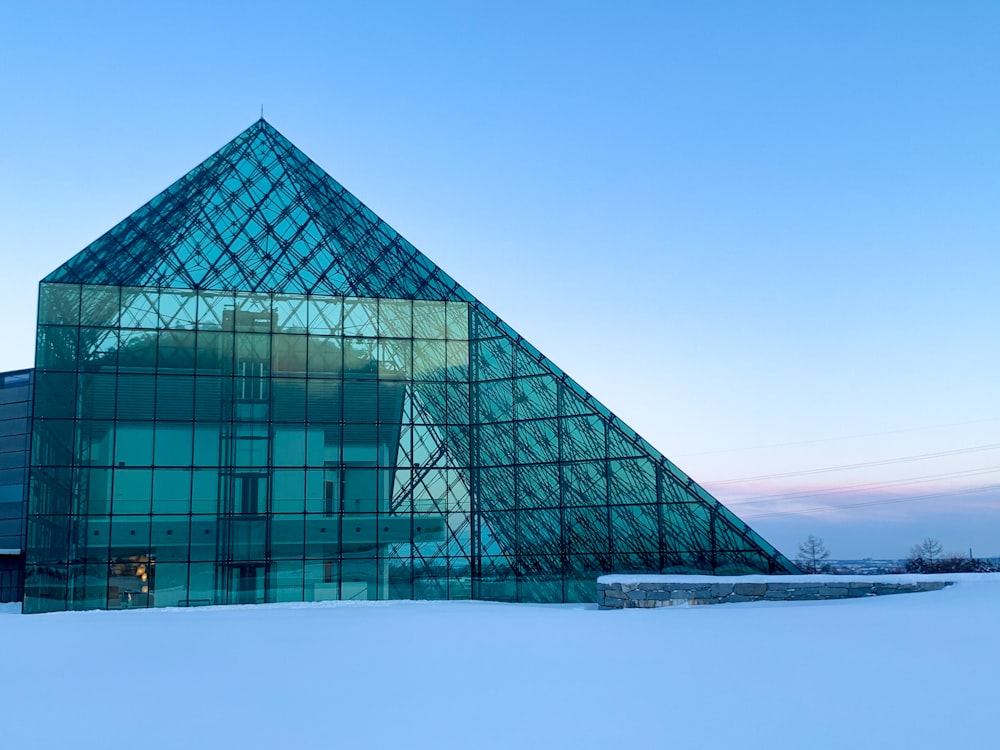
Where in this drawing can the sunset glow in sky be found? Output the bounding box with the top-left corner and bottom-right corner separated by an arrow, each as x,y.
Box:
2,1 -> 997,558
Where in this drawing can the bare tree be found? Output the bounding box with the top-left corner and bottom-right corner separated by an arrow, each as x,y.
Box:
797,535 -> 831,574
905,537 -> 945,572
910,537 -> 943,563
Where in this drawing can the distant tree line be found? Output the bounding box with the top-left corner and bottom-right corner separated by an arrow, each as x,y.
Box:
795,535 -> 999,574
903,537 -> 999,573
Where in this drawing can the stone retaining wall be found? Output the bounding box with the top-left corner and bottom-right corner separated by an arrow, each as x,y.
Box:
598,579 -> 951,608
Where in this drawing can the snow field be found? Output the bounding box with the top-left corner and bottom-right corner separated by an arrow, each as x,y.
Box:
1,574 -> 997,749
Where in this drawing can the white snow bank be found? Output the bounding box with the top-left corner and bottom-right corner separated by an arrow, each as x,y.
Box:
2,575 -> 999,749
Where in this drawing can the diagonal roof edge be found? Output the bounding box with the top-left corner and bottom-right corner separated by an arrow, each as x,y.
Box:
42,119 -> 468,301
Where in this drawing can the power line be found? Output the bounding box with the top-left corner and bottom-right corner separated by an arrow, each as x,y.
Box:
674,416 -> 1000,457
704,442 -> 1000,485
740,484 -> 1000,520
723,465 -> 1000,507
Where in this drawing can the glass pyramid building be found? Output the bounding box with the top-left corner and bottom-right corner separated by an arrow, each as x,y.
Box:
26,120 -> 796,612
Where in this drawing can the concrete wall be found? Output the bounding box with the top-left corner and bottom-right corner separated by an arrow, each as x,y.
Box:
598,578 -> 951,608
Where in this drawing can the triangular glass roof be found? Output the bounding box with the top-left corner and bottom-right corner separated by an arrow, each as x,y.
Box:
41,120 -> 797,578
44,120 -> 472,300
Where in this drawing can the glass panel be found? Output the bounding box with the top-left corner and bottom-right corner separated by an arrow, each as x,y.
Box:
343,338 -> 378,377
516,463 -> 560,509
118,330 -> 159,372
474,380 -> 513,422
110,516 -> 150,556
475,423 -> 514,467
446,383 -> 470,425
272,333 -> 308,375
39,283 -> 81,326
610,504 -> 659,554
69,564 -> 108,610
156,375 -> 195,419
474,336 -> 512,380
36,325 -> 78,371
78,327 -> 119,371
76,468 -> 112,515
152,562 -> 189,607
516,419 -> 559,464
272,294 -> 309,332
272,470 -> 306,513
307,335 -> 342,377
187,562 -> 217,605
609,458 -> 657,505
445,301 -> 469,340
192,425 -> 221,467
112,469 -> 152,514
150,517 -> 190,562
565,506 -> 610,554
307,297 -> 343,336
445,340 -> 469,381
188,517 -> 218,562
152,469 -> 192,514
158,290 -> 198,330
514,344 -> 548,377
561,460 -> 607,506
114,424 -> 154,467
196,331 -> 233,374
305,515 -> 340,557
514,376 -> 557,420
308,380 -> 342,422
271,516 -> 304,559
154,423 -> 193,465
194,377 -> 227,421
157,331 -> 197,372
191,470 -> 219,513
378,299 -> 412,338
560,416 -> 605,461
120,287 -> 160,329
33,372 -> 76,420
234,293 -> 273,331
32,419 -> 74,469
413,300 -> 447,339
342,298 -> 377,337
379,339 -> 410,379
196,290 -> 235,330
412,340 -> 446,380
273,427 -> 307,467
270,560 -> 304,602
79,285 -> 120,327
305,560 -> 340,601
272,378 -> 308,422
77,373 -> 116,419
477,468 -> 515,512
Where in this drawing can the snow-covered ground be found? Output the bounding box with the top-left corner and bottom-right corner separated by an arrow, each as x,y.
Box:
2,574 -> 997,749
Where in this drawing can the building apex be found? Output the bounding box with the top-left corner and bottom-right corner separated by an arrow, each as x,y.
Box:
42,121 -> 466,300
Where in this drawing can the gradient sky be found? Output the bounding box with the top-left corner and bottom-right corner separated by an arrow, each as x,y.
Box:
1,1 -> 997,559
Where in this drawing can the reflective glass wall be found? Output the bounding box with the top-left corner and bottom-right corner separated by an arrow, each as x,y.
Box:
466,307 -> 795,603
26,283 -> 472,613
26,282 -> 794,613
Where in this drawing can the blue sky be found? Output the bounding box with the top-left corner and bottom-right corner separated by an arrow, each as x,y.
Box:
1,1 -> 998,558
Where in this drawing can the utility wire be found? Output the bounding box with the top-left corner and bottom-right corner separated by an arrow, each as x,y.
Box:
723,465 -> 1000,507
674,416 -> 1000,457
740,484 -> 1000,520
704,443 -> 1000,485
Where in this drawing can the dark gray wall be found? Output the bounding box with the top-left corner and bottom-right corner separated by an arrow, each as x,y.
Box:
0,368 -> 31,602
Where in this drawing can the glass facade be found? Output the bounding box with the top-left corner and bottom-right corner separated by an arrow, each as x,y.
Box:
24,120 -> 795,613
